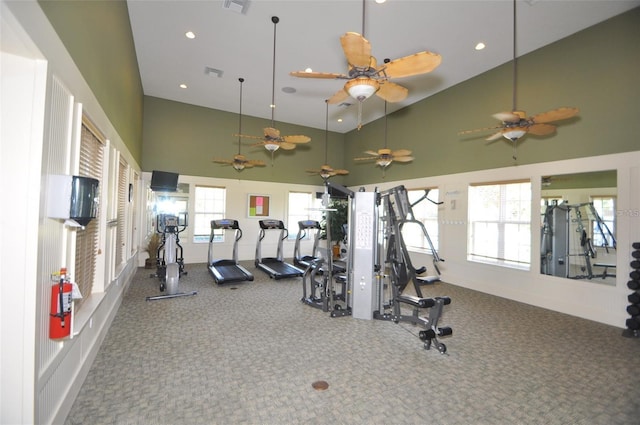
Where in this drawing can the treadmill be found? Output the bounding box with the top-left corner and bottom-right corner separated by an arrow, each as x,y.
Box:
293,220 -> 321,269
255,219 -> 304,280
208,219 -> 254,284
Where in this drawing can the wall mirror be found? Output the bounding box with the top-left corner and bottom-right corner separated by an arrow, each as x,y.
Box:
540,170 -> 617,285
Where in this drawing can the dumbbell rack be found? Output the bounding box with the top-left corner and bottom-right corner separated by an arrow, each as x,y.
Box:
623,241 -> 640,338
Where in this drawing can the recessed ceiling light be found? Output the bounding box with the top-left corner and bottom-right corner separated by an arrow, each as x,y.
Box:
337,118 -> 343,123
475,42 -> 486,50
185,31 -> 195,39
179,83 -> 187,89
375,0 -> 387,4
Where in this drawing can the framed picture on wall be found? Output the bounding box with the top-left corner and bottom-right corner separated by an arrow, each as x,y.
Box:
248,194 -> 270,218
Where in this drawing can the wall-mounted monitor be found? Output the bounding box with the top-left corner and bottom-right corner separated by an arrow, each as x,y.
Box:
150,170 -> 179,192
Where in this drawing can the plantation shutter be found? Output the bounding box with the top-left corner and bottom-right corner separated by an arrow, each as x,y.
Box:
115,157 -> 128,265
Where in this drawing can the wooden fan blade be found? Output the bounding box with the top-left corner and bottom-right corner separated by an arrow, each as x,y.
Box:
333,169 -> 349,175
289,71 -> 347,79
486,131 -> 507,141
391,149 -> 412,157
212,159 -> 233,165
233,133 -> 265,140
376,81 -> 409,103
306,169 -> 321,175
531,107 -> 579,123
327,88 -> 350,105
493,111 -> 523,123
363,150 -> 380,156
247,160 -> 266,167
458,125 -> 504,136
264,127 -> 281,139
528,123 -> 557,136
243,163 -> 255,168
382,51 -> 442,78
282,134 -> 311,143
354,156 -> 377,161
393,156 -> 414,163
341,32 -> 372,68
280,142 -> 297,150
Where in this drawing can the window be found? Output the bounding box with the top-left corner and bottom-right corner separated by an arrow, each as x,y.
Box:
75,122 -> 105,307
193,186 -> 226,243
287,192 -> 322,239
468,180 -> 531,269
404,188 -> 439,253
590,196 -> 616,248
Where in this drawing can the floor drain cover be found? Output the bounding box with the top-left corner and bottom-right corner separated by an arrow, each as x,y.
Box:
311,381 -> 329,390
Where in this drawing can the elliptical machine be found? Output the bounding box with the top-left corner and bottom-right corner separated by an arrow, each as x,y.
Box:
147,212 -> 197,301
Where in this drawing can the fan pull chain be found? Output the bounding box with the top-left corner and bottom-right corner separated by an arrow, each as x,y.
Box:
357,102 -> 363,130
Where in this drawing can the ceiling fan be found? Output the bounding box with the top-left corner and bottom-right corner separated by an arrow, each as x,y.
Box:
235,16 -> 310,162
289,0 -> 441,128
458,0 -> 579,160
307,100 -> 349,180
213,78 -> 265,171
354,101 -> 413,175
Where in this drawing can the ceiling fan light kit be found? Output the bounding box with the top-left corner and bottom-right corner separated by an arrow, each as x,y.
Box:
264,142 -> 280,152
502,129 -> 527,142
345,78 -> 379,101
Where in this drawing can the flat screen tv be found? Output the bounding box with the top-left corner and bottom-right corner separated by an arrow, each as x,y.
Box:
150,170 -> 179,192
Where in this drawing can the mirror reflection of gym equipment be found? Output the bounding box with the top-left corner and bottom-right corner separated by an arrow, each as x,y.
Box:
146,212 -> 197,301
541,201 -> 616,280
207,219 -> 254,284
540,170 -> 617,283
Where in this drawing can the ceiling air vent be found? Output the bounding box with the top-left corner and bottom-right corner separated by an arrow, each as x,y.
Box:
205,67 -> 223,78
222,0 -> 249,14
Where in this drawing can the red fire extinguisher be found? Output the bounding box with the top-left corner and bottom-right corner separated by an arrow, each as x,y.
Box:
50,267 -> 73,339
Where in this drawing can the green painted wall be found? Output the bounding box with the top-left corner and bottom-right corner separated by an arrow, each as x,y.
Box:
39,0 -> 144,163
344,7 -> 640,186
39,0 -> 637,184
142,96 -> 348,185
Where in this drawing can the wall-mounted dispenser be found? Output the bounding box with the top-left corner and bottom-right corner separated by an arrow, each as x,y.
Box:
47,175 -> 100,227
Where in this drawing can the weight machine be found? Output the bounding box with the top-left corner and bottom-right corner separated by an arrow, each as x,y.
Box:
371,185 -> 452,353
300,182 -> 352,316
541,201 -> 616,279
147,213 -> 197,301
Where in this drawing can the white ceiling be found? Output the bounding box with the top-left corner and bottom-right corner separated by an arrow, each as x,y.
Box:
127,0 -> 639,133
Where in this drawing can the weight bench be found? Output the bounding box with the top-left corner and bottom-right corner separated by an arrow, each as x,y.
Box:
593,263 -> 616,278
376,293 -> 452,353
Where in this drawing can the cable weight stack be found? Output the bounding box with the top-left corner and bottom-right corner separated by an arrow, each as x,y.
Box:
623,242 -> 640,337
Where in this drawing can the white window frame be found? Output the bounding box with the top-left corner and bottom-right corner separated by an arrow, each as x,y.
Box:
287,191 -> 323,240
590,195 -> 616,248
193,185 -> 226,243
467,180 -> 532,270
